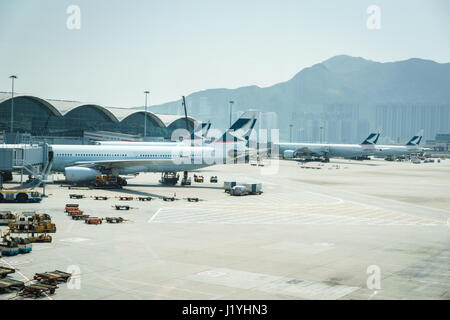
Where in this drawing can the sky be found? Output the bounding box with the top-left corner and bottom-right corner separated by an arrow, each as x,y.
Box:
0,0 -> 449,108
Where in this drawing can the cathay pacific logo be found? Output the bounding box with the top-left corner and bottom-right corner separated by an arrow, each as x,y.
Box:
361,133 -> 380,145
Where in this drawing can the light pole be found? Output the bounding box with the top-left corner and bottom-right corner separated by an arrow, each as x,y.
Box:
229,100 -> 234,127
289,124 -> 293,143
144,91 -> 150,138
320,125 -> 323,143
9,75 -> 17,133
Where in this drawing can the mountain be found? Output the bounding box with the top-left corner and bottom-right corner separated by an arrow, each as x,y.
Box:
142,55 -> 450,139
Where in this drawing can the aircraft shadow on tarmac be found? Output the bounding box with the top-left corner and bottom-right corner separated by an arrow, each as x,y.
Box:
126,183 -> 223,190
105,184 -> 224,199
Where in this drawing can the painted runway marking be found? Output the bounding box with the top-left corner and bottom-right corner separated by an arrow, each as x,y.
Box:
186,268 -> 359,300
147,208 -> 162,223
150,206 -> 442,226
0,258 -> 54,300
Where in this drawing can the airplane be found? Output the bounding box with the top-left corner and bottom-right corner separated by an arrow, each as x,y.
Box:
277,132 -> 380,162
51,111 -> 259,186
374,130 -> 425,159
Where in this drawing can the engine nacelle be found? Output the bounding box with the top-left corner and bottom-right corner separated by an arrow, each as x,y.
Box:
64,167 -> 101,183
283,150 -> 296,159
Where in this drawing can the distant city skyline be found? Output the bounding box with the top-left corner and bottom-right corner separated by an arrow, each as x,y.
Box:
1,0 -> 449,107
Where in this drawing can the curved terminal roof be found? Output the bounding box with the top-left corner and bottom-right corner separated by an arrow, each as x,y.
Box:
0,92 -> 197,128
157,114 -> 197,127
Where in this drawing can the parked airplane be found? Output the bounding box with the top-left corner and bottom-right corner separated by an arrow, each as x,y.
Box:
278,132 -> 380,162
374,130 -> 424,159
51,111 -> 259,185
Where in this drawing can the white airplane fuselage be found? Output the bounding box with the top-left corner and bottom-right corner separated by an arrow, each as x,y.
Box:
51,144 -> 219,174
277,143 -> 376,158
374,145 -> 421,157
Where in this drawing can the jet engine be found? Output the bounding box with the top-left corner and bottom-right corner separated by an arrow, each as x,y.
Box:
64,167 -> 101,183
283,150 -> 296,159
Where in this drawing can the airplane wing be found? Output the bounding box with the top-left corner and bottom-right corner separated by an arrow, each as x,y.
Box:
70,158 -> 181,170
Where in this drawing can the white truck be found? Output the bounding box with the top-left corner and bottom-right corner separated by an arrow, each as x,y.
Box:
228,183 -> 262,196
0,190 -> 42,203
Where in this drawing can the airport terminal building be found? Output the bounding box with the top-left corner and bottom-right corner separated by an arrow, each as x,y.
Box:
0,92 -> 197,143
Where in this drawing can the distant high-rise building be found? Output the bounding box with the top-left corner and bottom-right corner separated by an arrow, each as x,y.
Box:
375,104 -> 450,142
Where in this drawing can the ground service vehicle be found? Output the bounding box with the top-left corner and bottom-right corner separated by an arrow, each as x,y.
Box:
0,190 -> 42,203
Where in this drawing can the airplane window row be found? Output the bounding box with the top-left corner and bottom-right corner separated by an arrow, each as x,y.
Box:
56,153 -> 127,157
140,154 -> 171,158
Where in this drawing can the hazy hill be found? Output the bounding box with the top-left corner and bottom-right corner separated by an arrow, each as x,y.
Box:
140,55 -> 450,137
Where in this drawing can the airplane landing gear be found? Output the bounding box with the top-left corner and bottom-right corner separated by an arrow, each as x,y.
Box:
181,171 -> 191,185
159,172 -> 179,185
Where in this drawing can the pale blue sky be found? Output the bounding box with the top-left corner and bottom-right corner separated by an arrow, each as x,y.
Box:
0,0 -> 449,107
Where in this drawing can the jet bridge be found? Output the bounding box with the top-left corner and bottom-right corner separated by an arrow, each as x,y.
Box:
0,144 -> 53,194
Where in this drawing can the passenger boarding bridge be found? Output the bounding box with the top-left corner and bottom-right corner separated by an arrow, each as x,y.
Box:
0,143 -> 53,194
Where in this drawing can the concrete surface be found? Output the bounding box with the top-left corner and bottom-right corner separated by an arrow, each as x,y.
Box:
0,158 -> 449,300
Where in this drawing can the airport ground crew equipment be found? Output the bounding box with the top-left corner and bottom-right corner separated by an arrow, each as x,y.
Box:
18,283 -> 57,297
72,214 -> 90,221
163,196 -> 176,202
33,270 -> 72,286
138,196 -> 152,201
181,176 -> 192,185
7,212 -> 56,244
193,174 -> 204,183
66,207 -> 84,216
92,195 -> 109,200
229,183 -> 263,196
0,266 -> 15,278
0,189 -> 42,203
0,211 -> 15,226
66,205 -> 82,212
210,176 -> 218,183
69,194 -> 85,199
26,234 -> 52,243
224,181 -> 240,192
187,197 -> 200,202
0,237 -> 19,256
224,182 -> 262,195
17,238 -> 32,253
85,217 -> 103,225
68,211 -> 85,220
105,217 -> 126,223
230,185 -> 247,196
159,172 -> 179,185
0,278 -> 24,294
65,204 -> 79,212
181,171 -> 191,186
114,205 -> 130,210
8,212 -> 56,234
118,196 -> 134,201
90,175 -> 126,189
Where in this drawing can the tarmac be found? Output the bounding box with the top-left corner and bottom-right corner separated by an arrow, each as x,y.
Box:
0,158 -> 449,300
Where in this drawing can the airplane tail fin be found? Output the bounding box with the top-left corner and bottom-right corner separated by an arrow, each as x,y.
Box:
203,121 -> 212,138
190,120 -> 211,140
215,110 -> 259,143
406,129 -> 424,146
361,131 -> 380,145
